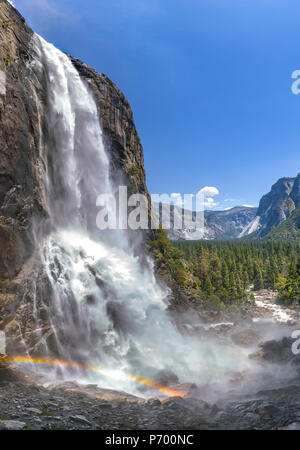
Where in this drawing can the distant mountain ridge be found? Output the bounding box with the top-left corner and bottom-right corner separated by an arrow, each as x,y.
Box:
153,203 -> 257,241
155,172 -> 300,242
241,173 -> 300,239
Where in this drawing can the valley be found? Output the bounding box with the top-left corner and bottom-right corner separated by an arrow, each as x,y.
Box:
157,174 -> 300,242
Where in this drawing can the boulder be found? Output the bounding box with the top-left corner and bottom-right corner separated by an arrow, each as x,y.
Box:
249,337 -> 294,363
231,329 -> 261,347
153,370 -> 179,386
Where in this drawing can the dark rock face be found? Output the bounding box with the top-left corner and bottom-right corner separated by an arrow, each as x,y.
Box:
250,337 -> 295,364
0,1 -> 48,280
0,0 -> 151,355
242,174 -> 300,238
290,174 -> 300,208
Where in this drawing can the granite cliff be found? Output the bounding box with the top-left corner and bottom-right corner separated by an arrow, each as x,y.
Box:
241,174 -> 300,239
0,0 -> 151,355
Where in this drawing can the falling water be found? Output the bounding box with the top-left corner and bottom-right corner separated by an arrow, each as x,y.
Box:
30,34 -> 256,396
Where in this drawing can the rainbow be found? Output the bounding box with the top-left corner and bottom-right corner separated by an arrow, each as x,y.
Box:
2,355 -> 185,398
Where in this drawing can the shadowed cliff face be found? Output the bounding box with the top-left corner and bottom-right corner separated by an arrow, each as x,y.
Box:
0,0 -> 46,280
0,0 -> 151,355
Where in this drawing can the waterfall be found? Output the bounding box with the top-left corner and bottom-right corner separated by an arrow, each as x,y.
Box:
30,34 -> 253,396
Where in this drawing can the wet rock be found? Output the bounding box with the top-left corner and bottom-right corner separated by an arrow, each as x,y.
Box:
2,368 -> 300,430
291,355 -> 300,367
153,370 -> 179,386
4,319 -> 28,355
0,221 -> 26,280
250,337 -> 294,363
146,398 -> 161,407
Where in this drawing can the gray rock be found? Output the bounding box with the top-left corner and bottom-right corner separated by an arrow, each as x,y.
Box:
278,422 -> 300,430
256,403 -> 280,416
70,415 -> 92,426
0,420 -> 27,430
27,407 -> 42,415
153,370 -> 179,386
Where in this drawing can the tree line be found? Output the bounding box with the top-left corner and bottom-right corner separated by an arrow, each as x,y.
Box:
149,229 -> 300,308
173,239 -> 300,305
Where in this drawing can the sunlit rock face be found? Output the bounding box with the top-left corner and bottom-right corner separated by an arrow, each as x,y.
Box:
241,174 -> 300,238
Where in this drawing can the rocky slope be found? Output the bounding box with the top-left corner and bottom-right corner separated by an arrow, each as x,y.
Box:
1,293 -> 300,430
154,203 -> 257,241
0,0 -> 150,355
241,174 -> 300,238
205,206 -> 257,240
266,206 -> 300,240
1,365 -> 300,430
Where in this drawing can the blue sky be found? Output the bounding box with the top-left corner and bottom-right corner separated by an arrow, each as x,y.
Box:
11,0 -> 300,209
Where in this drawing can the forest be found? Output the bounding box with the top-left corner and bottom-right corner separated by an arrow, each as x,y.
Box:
175,239 -> 300,305
149,229 -> 300,308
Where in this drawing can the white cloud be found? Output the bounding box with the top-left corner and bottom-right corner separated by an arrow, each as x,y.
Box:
203,197 -> 219,208
191,186 -> 220,209
198,186 -> 219,197
158,188 -> 220,210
